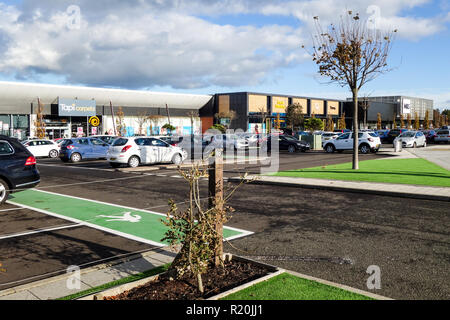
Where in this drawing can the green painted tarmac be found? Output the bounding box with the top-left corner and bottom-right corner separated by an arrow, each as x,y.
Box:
8,190 -> 249,246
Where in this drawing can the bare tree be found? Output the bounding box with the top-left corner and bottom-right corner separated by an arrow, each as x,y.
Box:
306,11 -> 396,169
136,111 -> 149,135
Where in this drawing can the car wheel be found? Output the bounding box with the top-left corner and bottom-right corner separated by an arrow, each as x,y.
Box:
70,153 -> 82,163
360,144 -> 370,154
325,144 -> 335,153
172,154 -> 183,165
128,156 -> 140,168
0,179 -> 9,205
49,149 -> 59,158
288,145 -> 296,153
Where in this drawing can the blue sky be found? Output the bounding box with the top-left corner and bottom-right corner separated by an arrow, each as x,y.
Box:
0,0 -> 449,109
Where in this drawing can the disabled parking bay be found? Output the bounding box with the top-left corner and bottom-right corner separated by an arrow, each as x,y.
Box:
7,189 -> 252,247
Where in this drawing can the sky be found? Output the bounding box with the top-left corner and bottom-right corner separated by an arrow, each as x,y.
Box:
0,0 -> 449,109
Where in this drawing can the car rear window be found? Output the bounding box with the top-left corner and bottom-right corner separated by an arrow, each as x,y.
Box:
0,141 -> 14,155
62,140 -> 73,147
113,138 -> 129,146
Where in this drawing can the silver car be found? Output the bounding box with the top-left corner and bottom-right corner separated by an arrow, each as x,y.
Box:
394,131 -> 427,148
434,129 -> 450,144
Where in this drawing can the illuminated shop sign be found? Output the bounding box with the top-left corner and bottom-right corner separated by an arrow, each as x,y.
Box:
58,98 -> 96,117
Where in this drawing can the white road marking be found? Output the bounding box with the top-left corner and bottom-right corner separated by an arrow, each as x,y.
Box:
0,224 -> 82,240
0,207 -> 26,213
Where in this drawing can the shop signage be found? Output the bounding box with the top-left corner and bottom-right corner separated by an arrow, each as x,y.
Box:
402,99 -> 411,115
89,116 -> 100,127
58,98 -> 96,117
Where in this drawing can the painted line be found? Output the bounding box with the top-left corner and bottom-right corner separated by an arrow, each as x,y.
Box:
0,207 -> 26,213
0,224 -> 82,240
37,163 -> 114,172
7,189 -> 253,246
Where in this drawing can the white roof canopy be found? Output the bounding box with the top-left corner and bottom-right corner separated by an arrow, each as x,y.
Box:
0,81 -> 212,110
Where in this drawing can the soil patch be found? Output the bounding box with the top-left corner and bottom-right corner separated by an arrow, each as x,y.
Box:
104,259 -> 273,300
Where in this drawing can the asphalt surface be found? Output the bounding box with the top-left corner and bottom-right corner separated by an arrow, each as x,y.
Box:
0,151 -> 449,300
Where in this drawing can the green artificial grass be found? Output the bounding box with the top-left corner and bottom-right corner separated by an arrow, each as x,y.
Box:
57,264 -> 170,300
272,158 -> 450,187
221,273 -> 374,300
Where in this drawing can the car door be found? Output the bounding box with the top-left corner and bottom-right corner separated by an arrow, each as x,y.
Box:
90,138 -> 108,158
78,138 -> 93,158
278,136 -> 289,150
150,138 -> 172,162
334,133 -> 351,150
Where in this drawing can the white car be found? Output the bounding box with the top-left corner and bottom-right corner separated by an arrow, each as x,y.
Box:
323,132 -> 381,154
394,131 -> 427,148
22,139 -> 60,158
107,137 -> 187,168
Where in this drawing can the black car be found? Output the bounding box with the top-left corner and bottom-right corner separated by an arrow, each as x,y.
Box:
0,135 -> 40,204
263,134 -> 311,153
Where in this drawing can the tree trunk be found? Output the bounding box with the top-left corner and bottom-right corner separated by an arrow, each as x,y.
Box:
352,88 -> 359,170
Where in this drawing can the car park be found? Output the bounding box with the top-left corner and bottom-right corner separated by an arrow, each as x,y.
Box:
107,137 -> 187,168
434,129 -> 450,144
323,131 -> 381,154
59,138 -> 110,163
394,131 -> 427,148
0,135 -> 40,205
262,134 -> 311,153
22,139 -> 61,158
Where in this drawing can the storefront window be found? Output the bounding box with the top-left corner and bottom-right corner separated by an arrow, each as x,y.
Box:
0,115 -> 9,136
12,115 -> 29,140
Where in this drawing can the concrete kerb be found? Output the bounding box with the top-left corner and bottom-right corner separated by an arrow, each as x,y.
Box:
228,176 -> 450,202
0,247 -> 175,299
285,270 -> 393,300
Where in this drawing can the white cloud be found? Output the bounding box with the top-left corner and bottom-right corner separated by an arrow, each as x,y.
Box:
0,0 -> 448,89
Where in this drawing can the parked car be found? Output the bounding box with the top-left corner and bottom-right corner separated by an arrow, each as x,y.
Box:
386,129 -> 408,144
90,135 -> 119,145
107,137 -> 187,168
262,135 -> 311,153
434,129 -> 450,144
377,129 -> 390,143
394,131 -> 427,148
333,129 -> 351,134
207,134 -> 250,150
0,135 -> 40,205
323,132 -> 381,154
422,130 -> 436,144
59,138 -> 110,163
22,139 -> 60,158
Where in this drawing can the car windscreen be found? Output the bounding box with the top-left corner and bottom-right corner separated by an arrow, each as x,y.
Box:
400,132 -> 416,138
283,135 -> 298,141
112,138 -> 129,146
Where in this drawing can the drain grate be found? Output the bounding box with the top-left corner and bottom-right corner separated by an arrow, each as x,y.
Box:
242,255 -> 354,265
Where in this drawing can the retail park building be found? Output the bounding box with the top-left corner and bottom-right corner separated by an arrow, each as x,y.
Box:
0,81 -> 435,140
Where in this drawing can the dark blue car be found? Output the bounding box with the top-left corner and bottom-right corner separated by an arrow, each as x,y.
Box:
59,138 -> 110,163
0,135 -> 40,204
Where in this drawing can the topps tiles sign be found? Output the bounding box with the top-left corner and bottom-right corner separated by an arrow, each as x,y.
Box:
58,98 -> 97,117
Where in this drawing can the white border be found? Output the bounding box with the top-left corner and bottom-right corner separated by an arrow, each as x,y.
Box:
7,189 -> 253,245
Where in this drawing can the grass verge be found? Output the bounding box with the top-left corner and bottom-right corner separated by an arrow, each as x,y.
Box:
57,264 -> 170,300
221,273 -> 374,300
272,158 -> 450,187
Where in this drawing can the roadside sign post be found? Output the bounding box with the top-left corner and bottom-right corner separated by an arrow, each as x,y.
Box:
208,148 -> 224,267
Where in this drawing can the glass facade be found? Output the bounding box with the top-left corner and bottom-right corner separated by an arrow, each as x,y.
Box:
0,114 -> 30,140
